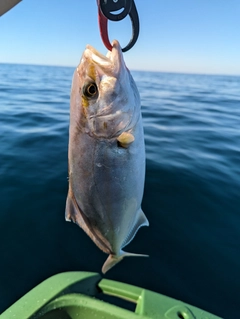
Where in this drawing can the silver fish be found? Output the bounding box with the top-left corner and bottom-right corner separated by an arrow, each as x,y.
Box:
65,40 -> 149,273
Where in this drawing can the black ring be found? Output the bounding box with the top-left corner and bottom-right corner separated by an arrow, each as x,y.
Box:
99,0 -> 132,21
122,0 -> 139,52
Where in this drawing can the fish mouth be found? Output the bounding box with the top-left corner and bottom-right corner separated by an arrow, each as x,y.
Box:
85,40 -> 125,76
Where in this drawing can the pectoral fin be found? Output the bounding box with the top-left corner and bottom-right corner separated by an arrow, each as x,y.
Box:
117,132 -> 135,148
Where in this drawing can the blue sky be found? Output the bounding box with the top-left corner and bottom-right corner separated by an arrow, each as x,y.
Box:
1,0 -> 240,75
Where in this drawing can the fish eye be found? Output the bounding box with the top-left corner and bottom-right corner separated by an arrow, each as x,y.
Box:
83,82 -> 98,99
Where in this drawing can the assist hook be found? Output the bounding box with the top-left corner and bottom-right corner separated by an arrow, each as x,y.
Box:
97,0 -> 139,52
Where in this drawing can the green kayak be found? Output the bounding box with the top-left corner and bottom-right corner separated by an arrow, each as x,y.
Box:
0,271 -> 222,319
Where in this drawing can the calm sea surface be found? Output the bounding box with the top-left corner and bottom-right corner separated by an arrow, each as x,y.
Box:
0,63 -> 240,318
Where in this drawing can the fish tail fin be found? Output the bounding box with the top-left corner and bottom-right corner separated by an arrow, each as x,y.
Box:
102,251 -> 149,274
122,251 -> 149,258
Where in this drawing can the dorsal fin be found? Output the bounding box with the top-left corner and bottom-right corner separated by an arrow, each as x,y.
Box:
65,188 -> 112,255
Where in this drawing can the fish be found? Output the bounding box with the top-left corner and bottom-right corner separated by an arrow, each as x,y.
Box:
65,40 -> 149,273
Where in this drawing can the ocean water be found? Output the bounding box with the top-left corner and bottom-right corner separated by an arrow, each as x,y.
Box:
0,63 -> 240,318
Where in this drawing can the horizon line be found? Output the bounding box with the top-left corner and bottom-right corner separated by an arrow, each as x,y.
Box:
0,61 -> 239,78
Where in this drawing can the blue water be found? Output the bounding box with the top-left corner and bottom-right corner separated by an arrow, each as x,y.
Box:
1,63 -> 240,318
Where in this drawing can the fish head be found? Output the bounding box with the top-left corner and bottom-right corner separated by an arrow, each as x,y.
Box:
70,40 -> 140,138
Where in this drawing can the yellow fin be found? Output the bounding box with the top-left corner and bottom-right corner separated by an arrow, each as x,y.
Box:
117,132 -> 135,148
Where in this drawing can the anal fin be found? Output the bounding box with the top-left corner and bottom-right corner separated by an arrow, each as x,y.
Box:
122,209 -> 149,249
101,209 -> 149,274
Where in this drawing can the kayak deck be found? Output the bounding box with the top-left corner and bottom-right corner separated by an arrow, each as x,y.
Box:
0,271 -> 222,319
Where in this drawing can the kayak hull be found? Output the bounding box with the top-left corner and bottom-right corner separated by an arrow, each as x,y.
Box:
0,271 -> 222,319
